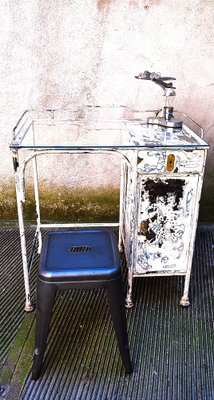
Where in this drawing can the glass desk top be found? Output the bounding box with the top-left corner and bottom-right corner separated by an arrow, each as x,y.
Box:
9,107 -> 209,150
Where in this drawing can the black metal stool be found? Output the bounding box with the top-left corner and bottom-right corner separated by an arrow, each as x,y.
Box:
31,229 -> 132,380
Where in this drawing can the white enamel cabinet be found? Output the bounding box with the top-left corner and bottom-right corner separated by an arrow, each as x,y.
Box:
121,122 -> 208,308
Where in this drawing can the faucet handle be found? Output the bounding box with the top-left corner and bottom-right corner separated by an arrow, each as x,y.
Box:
135,70 -> 176,90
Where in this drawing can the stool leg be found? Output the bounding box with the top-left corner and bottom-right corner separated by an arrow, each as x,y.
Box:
106,275 -> 132,373
31,280 -> 56,380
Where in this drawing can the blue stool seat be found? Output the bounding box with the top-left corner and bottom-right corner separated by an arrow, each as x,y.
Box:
39,230 -> 120,281
31,229 -> 132,380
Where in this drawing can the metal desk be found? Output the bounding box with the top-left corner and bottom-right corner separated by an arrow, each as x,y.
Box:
9,106 -> 209,311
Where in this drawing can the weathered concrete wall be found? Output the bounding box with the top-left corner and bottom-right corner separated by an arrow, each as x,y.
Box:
0,0 -> 213,221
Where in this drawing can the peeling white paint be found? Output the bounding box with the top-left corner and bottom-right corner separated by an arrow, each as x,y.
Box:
136,175 -> 198,274
120,122 -> 208,307
137,149 -> 205,174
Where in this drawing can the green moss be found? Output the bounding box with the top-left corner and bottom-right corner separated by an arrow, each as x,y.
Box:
1,179 -> 214,224
0,184 -> 17,220
12,320 -> 36,387
37,185 -> 120,223
0,183 -> 120,223
0,313 -> 35,388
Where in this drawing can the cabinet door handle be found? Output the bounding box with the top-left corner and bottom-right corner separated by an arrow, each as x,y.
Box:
166,154 -> 175,172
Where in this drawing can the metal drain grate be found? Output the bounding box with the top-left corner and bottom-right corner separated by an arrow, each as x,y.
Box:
68,245 -> 92,253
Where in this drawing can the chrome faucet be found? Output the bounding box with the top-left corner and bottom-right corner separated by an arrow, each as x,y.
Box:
135,70 -> 182,128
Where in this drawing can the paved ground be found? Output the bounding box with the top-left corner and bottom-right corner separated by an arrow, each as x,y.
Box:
0,226 -> 214,400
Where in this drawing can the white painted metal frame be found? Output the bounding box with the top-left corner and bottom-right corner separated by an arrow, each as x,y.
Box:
10,107 -> 208,312
12,146 -> 134,311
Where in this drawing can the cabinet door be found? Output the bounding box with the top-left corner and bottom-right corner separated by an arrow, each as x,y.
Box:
135,175 -> 199,274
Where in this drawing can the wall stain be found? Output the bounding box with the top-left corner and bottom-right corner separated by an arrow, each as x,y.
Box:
144,0 -> 162,10
129,0 -> 140,7
0,184 -> 119,223
97,0 -> 113,10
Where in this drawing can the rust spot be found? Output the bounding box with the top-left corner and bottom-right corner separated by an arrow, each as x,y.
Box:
122,108 -> 135,120
139,219 -> 149,235
142,178 -> 185,211
129,0 -> 140,7
149,0 -> 162,5
97,0 -> 113,10
42,95 -> 53,109
139,219 -> 156,242
144,0 -> 162,9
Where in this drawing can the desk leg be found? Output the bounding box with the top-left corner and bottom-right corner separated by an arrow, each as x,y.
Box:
32,154 -> 42,254
125,271 -> 134,308
180,272 -> 191,307
15,171 -> 34,312
118,161 -> 126,252
125,163 -> 138,309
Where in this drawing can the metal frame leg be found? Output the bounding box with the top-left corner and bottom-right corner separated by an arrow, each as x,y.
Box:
32,280 -> 56,380
15,178 -> 34,312
13,152 -> 34,312
125,271 -> 134,308
180,273 -> 191,306
32,154 -> 42,254
125,158 -> 138,309
118,160 -> 127,252
106,274 -> 132,373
